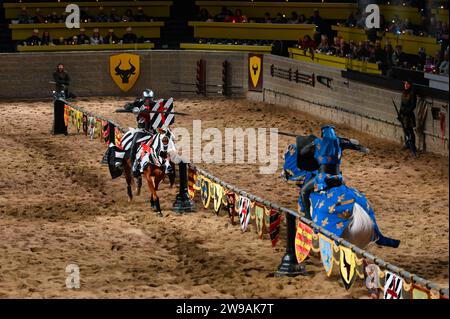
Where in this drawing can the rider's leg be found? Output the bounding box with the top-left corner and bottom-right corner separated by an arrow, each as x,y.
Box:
300,177 -> 315,220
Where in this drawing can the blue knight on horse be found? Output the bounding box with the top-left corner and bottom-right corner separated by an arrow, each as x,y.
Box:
283,125 -> 400,249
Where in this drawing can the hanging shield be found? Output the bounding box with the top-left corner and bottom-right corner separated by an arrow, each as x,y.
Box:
200,177 -> 211,209
248,54 -> 263,91
212,183 -> 223,215
225,191 -> 236,225
109,53 -> 140,92
188,168 -> 197,199
319,234 -> 334,277
295,221 -> 313,263
64,105 -> 70,127
383,271 -> 403,299
254,204 -> 265,239
238,196 -> 252,232
339,246 -> 357,290
412,285 -> 430,299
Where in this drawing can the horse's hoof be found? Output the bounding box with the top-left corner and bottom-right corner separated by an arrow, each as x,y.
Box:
128,197 -> 133,203
156,211 -> 163,217
136,189 -> 141,196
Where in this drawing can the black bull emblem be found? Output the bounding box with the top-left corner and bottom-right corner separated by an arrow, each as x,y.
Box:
115,59 -> 136,84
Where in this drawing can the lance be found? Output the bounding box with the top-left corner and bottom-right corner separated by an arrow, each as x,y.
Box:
115,108 -> 190,116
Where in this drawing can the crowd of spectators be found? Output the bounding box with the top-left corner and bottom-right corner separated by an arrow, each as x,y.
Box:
298,34 -> 449,75
20,26 -> 148,47
12,6 -> 156,24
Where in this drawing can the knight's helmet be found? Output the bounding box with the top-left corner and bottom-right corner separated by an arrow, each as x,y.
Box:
142,89 -> 154,101
320,125 -> 336,138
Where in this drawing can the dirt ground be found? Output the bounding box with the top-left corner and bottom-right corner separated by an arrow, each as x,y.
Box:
0,96 -> 448,298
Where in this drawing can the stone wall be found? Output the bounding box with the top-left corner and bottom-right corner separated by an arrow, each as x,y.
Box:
0,50 -> 447,155
0,50 -> 247,99
246,54 -> 449,156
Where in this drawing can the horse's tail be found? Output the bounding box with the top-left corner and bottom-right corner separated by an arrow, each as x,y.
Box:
341,203 -> 376,249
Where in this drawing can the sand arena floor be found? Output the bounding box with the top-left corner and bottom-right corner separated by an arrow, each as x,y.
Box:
0,97 -> 448,298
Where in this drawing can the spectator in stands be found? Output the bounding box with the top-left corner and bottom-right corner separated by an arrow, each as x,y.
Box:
330,36 -> 340,55
439,51 -> 449,75
356,41 -> 370,60
349,40 -> 358,58
33,8 -> 45,24
95,7 -> 109,23
134,7 -> 150,22
104,29 -> 120,44
197,8 -> 210,22
25,29 -> 41,46
298,14 -> 307,24
234,9 -> 247,23
424,55 -> 436,73
263,12 -> 272,24
122,9 -> 134,22
109,8 -> 122,23
288,11 -> 299,24
417,47 -> 427,68
299,34 -> 316,51
309,9 -> 325,32
214,6 -> 229,22
77,28 -> 90,45
392,45 -> 406,67
80,7 -> 92,23
18,8 -> 31,24
41,31 -> 52,46
68,36 -> 78,46
47,12 -> 61,24
317,34 -> 330,54
55,36 -> 66,46
90,28 -> 103,45
273,13 -> 287,24
371,40 -> 386,64
122,27 -> 138,44
336,37 -> 350,57
344,12 -> 356,27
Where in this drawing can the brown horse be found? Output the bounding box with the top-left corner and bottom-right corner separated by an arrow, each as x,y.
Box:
114,128 -> 176,216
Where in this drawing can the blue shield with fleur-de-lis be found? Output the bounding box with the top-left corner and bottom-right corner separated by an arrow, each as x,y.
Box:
319,234 -> 334,277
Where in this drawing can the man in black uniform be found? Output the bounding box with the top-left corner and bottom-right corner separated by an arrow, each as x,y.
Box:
398,81 -> 417,155
53,63 -> 71,98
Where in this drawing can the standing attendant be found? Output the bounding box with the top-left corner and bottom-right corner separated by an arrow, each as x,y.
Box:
399,81 -> 417,155
53,63 -> 71,98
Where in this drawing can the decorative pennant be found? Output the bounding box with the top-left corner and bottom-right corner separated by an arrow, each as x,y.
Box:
237,196 -> 252,232
114,127 -> 123,149
70,108 -> 76,125
365,263 -> 382,298
82,114 -> 88,136
311,232 -> 321,253
411,284 -> 430,299
319,234 -> 334,277
76,111 -> 83,133
188,168 -> 197,199
194,174 -> 202,191
267,208 -> 281,247
88,116 -> 96,140
295,221 -> 313,263
95,118 -> 102,139
212,183 -> 223,215
254,204 -> 266,239
383,271 -> 403,299
339,246 -> 357,290
225,191 -> 236,225
64,105 -> 70,127
102,120 -> 110,145
200,177 -> 211,209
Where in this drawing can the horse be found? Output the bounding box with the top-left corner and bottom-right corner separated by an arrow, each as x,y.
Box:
107,127 -> 176,216
282,136 -> 400,249
133,127 -> 177,216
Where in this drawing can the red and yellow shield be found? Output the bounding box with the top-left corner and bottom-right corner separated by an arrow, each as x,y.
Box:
295,221 -> 313,263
